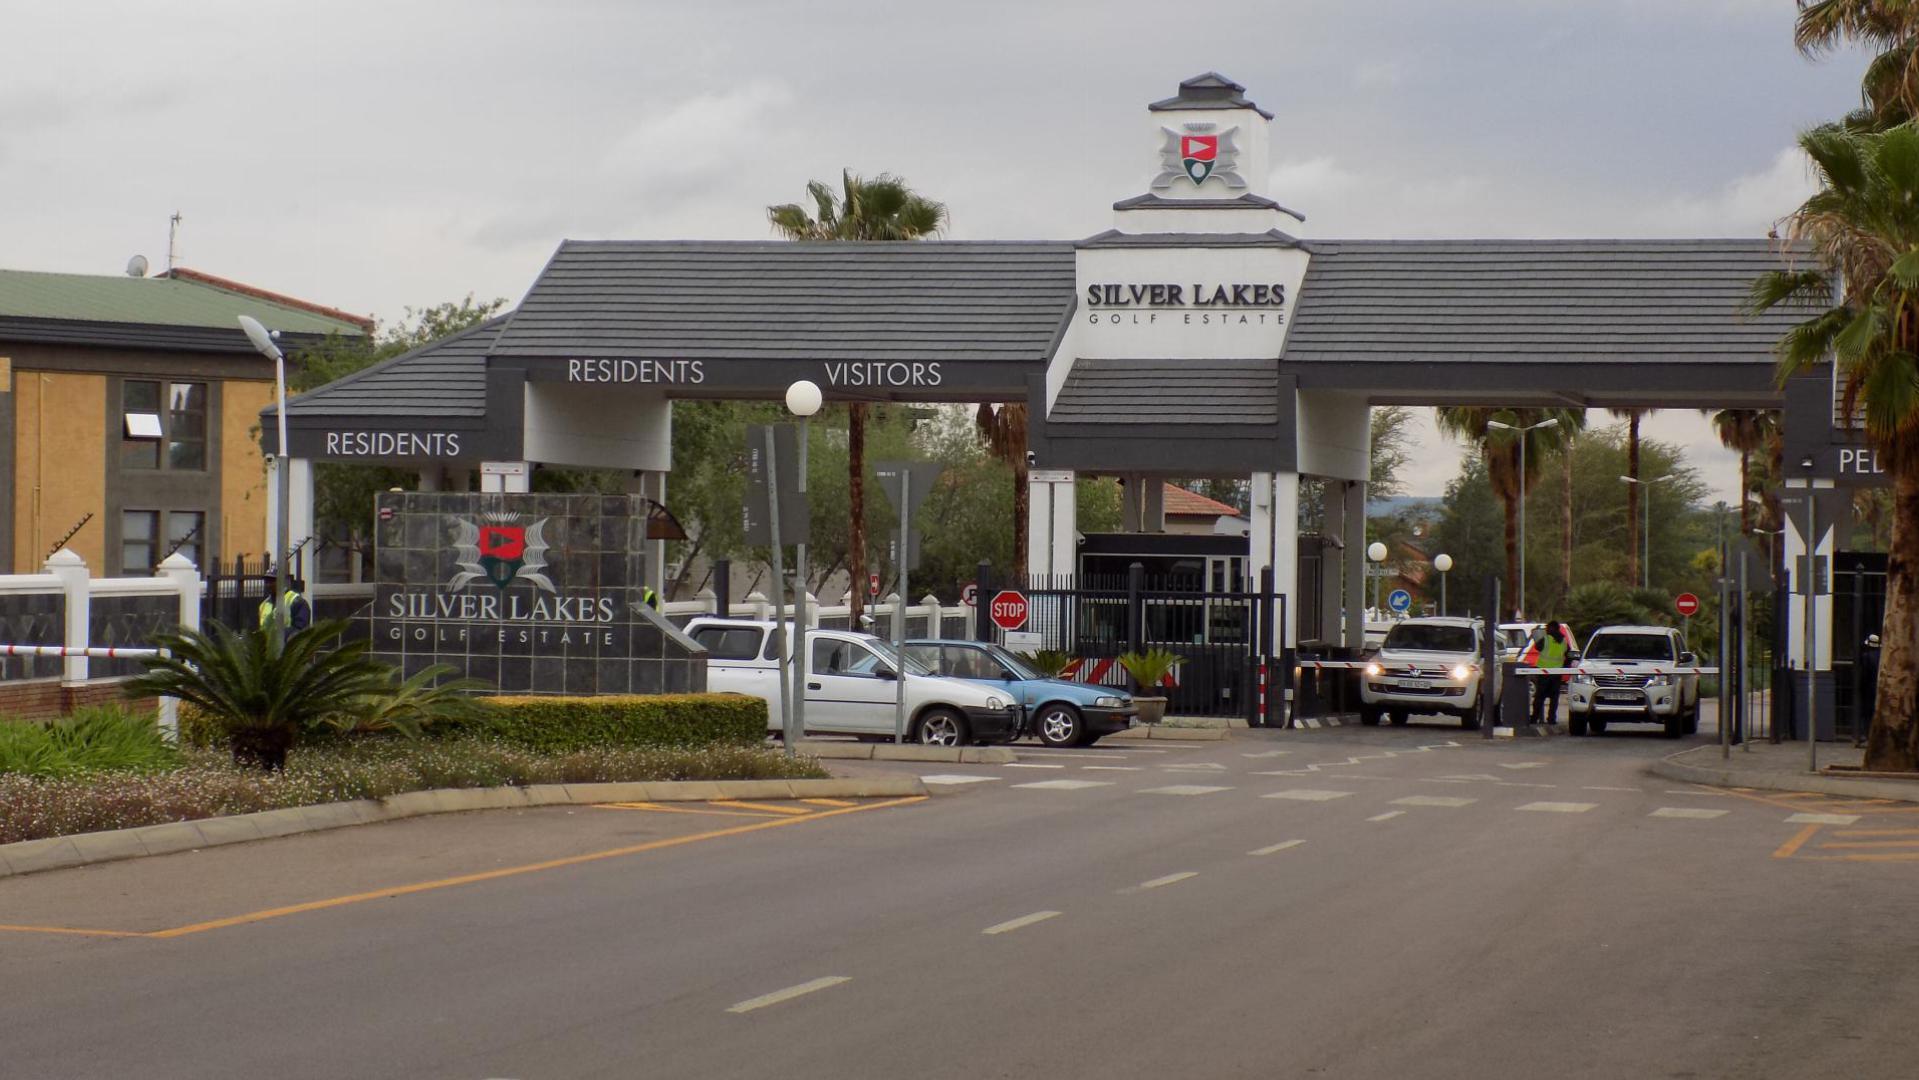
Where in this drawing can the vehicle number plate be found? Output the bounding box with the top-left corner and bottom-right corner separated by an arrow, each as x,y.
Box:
1399,678 -> 1430,690
1598,690 -> 1639,702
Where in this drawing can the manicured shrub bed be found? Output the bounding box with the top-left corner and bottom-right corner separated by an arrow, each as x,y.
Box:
479,693 -> 767,752
0,737 -> 825,845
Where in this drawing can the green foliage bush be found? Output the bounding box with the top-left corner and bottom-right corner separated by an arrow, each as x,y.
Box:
0,707 -> 180,778
1117,649 -> 1186,694
1021,650 -> 1074,678
478,693 -> 767,752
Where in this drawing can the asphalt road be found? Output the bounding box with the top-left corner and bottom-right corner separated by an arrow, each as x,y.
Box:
4,719 -> 1915,1079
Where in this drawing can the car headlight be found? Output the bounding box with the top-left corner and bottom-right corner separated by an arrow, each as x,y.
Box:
1365,662 -> 1382,677
1450,664 -> 1475,681
1571,671 -> 1594,685
1646,675 -> 1671,688
1094,696 -> 1125,707
984,696 -> 1008,710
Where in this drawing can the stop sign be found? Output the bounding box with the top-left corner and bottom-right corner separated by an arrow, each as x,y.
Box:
990,590 -> 1030,631
1675,592 -> 1701,618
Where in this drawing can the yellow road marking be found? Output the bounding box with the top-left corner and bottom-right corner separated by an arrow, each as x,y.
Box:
801,798 -> 858,807
596,802 -> 789,819
707,800 -> 813,815
1802,851 -> 1919,862
1816,840 -> 1919,850
1773,823 -> 1822,859
0,796 -> 927,941
1834,827 -> 1919,838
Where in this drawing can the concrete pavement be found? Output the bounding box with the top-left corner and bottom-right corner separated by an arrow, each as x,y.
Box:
2,720 -> 1913,1079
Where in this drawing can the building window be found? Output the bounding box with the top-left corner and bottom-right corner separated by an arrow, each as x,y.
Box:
121,379 -> 208,471
121,511 -> 158,573
121,509 -> 206,574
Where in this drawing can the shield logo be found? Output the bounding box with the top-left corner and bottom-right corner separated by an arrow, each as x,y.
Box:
1181,134 -> 1219,183
478,525 -> 528,589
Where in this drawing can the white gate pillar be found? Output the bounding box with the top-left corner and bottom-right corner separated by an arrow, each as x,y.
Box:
1249,471 -> 1301,649
1027,469 -> 1076,579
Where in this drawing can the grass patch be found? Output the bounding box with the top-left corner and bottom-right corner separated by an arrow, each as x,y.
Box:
0,707 -> 181,779
0,737 -> 825,845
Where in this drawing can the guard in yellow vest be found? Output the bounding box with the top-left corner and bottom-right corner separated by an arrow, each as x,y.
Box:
641,586 -> 661,610
258,578 -> 313,635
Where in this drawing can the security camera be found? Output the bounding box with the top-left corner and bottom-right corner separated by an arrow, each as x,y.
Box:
1025,451 -> 1037,467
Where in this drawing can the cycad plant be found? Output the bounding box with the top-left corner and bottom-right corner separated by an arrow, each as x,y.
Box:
127,620 -> 397,770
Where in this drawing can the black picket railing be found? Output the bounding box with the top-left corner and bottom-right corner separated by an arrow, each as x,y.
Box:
201,555 -> 279,635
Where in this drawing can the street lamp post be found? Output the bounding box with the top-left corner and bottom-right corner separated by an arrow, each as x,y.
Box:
1486,417 -> 1558,619
784,380 -> 823,747
1434,553 -> 1453,616
238,316 -> 290,624
1619,473 -> 1676,590
1367,541 -> 1388,616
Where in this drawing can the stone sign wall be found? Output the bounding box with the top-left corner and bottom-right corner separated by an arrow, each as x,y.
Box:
372,492 -> 704,695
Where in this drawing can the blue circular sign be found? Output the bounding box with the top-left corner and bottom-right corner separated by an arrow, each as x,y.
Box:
1387,588 -> 1413,613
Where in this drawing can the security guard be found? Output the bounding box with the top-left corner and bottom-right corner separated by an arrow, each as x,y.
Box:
258,578 -> 313,635
641,586 -> 661,610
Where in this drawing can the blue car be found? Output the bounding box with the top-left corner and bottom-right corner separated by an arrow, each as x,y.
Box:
904,639 -> 1138,747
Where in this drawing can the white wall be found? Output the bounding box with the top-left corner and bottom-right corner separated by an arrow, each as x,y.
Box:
1072,246 -> 1310,361
1294,391 -> 1370,482
522,382 -> 672,471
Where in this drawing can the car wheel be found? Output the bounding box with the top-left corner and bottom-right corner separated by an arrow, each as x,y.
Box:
915,708 -> 970,748
1664,713 -> 1685,739
1360,708 -> 1382,726
1389,711 -> 1410,726
1034,704 -> 1084,749
1458,709 -> 1481,730
1569,713 -> 1588,737
1590,718 -> 1608,736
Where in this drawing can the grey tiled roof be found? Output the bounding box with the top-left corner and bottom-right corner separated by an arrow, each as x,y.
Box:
1283,239 -> 1818,365
1113,192 -> 1305,221
1077,229 -> 1302,249
491,240 -> 1076,362
271,316 -> 505,419
1050,356 -> 1279,425
1148,72 -> 1274,121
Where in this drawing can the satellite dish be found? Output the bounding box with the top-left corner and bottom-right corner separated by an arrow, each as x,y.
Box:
125,254 -> 149,278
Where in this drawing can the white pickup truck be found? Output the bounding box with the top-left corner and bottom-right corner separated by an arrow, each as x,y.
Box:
684,618 -> 1022,746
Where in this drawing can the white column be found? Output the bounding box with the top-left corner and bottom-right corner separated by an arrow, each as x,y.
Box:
1028,470 -> 1077,579
481,461 -> 531,493
156,552 -> 200,736
645,470 -> 668,596
1343,480 -> 1368,650
1784,482 -> 1837,671
416,467 -> 441,492
265,456 -> 282,563
289,457 -> 314,581
1143,478 -> 1165,533
47,548 -> 88,686
1248,471 -> 1300,648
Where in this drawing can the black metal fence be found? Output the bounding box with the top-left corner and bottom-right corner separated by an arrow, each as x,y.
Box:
201,555 -> 279,635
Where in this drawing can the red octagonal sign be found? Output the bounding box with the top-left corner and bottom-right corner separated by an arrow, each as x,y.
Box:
1675,592 -> 1701,618
990,590 -> 1030,631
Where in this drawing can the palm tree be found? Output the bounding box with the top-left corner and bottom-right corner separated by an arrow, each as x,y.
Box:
975,403 -> 1029,574
769,170 -> 947,619
1435,407 -> 1584,617
1609,408 -> 1649,587
1749,122 -> 1919,771
1795,1 -> 1919,129
1709,409 -> 1781,536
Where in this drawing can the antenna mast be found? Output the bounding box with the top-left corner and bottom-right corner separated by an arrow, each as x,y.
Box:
166,211 -> 183,272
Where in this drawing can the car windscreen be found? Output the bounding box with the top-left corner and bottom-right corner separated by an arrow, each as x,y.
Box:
985,645 -> 1046,681
1583,634 -> 1674,662
1382,623 -> 1475,653
692,626 -> 763,660
866,639 -> 934,676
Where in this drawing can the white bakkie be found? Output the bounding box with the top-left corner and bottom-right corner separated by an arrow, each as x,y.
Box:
1567,625 -> 1701,739
1359,616 -> 1487,729
684,618 -> 1022,746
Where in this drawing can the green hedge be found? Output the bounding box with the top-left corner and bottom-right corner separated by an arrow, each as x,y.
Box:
477,693 -> 767,752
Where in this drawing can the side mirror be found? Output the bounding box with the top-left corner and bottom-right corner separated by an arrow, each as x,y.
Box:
875,667 -> 899,681
1678,652 -> 1697,667
1567,651 -> 1582,664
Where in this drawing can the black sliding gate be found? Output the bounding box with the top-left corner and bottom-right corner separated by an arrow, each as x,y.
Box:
972,567 -> 1286,723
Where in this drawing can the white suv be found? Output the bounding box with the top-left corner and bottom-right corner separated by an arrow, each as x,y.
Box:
1360,617 -> 1487,729
685,618 -> 1022,746
1567,625 -> 1700,739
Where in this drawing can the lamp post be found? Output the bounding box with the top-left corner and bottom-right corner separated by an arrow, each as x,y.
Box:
238,315 -> 290,623
1619,473 -> 1676,590
784,380 -> 822,747
1367,541 -> 1388,616
1434,553 -> 1453,616
1486,417 -> 1558,619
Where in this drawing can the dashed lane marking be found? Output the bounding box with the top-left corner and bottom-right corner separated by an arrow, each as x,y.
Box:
1666,789 -> 1732,796
1242,751 -> 1291,759
1367,811 -> 1405,822
1004,763 -> 1068,769
1583,786 -> 1643,793
1010,779 -> 1115,791
1132,872 -> 1199,891
1083,765 -> 1144,771
919,774 -> 1000,786
1261,789 -> 1354,802
1649,807 -> 1730,820
1392,795 -> 1476,808
726,976 -> 851,1014
1248,839 -> 1307,856
1140,784 -> 1234,796
1499,762 -> 1549,770
1162,762 -> 1229,771
1516,801 -> 1598,813
1786,812 -> 1861,825
982,911 -> 1063,935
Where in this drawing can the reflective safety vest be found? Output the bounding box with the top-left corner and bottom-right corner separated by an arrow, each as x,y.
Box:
641,587 -> 660,610
258,591 -> 304,627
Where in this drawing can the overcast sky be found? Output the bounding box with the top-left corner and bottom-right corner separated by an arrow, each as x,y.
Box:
1,1 -> 1870,502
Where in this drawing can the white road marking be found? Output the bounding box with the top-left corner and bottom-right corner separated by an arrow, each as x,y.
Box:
1786,812 -> 1861,825
1004,763 -> 1068,769
1367,811 -> 1405,822
1583,786 -> 1642,792
1392,795 -> 1477,808
1025,751 -> 1136,760
1499,762 -> 1549,770
1516,801 -> 1598,813
1248,839 -> 1307,856
1242,751 -> 1291,759
919,774 -> 1000,786
1650,807 -> 1730,819
726,976 -> 851,1014
1261,789 -> 1354,801
982,910 -> 1063,935
1136,871 -> 1198,890
1162,762 -> 1228,771
1011,779 -> 1115,791
1083,765 -> 1144,771
1665,789 -> 1731,797
1140,784 -> 1234,796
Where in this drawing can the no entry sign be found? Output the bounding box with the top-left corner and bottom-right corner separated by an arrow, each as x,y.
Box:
990,590 -> 1030,631
960,583 -> 979,607
1675,592 -> 1701,618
